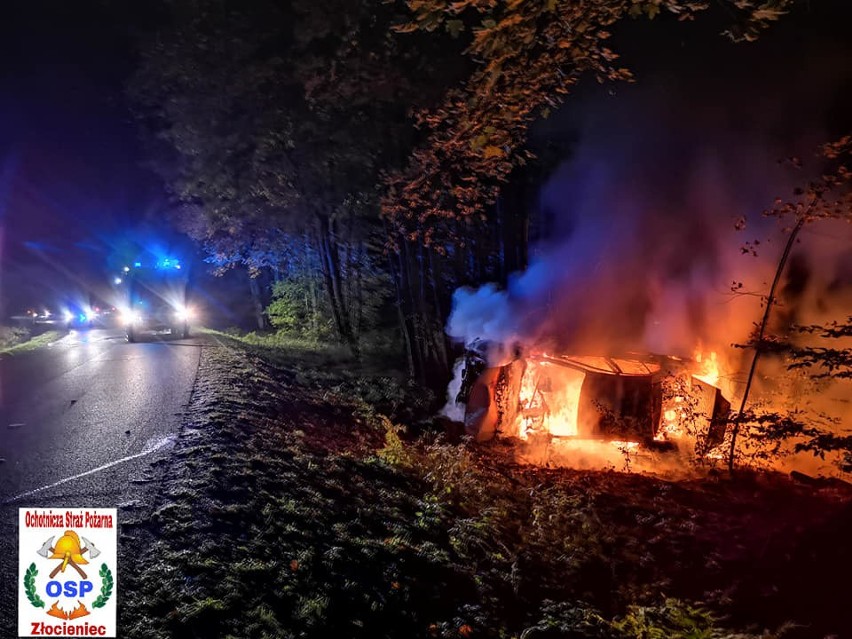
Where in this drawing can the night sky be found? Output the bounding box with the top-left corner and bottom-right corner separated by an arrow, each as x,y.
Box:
1,0 -> 850,321
0,1 -> 166,313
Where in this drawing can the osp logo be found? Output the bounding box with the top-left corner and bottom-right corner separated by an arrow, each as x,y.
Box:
18,509 -> 117,637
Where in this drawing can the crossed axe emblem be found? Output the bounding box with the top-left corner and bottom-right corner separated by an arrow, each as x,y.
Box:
36,530 -> 101,579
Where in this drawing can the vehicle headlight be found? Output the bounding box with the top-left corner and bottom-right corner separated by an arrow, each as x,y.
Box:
174,305 -> 194,322
119,308 -> 142,325
63,311 -> 74,323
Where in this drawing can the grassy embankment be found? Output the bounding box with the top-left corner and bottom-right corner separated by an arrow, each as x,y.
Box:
0,327 -> 63,355
119,329 -> 852,639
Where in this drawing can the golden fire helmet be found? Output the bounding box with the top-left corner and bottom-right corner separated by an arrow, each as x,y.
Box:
49,530 -> 88,571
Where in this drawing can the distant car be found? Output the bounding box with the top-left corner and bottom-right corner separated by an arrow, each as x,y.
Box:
63,309 -> 95,329
96,306 -> 120,326
60,301 -> 106,329
32,308 -> 63,325
29,304 -> 100,329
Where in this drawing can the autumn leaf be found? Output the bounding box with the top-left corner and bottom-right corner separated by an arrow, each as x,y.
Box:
483,145 -> 504,158
392,22 -> 421,34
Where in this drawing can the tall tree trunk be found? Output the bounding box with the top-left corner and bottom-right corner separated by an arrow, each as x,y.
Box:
496,194 -> 507,286
317,214 -> 357,355
384,222 -> 416,378
401,239 -> 426,381
306,235 -> 319,337
247,272 -> 266,331
353,241 -> 364,340
727,215 -> 807,473
427,246 -> 450,375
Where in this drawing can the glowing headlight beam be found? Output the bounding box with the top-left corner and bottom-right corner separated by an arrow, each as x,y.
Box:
118,307 -> 142,326
173,305 -> 194,322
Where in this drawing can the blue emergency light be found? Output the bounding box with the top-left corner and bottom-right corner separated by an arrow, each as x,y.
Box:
131,258 -> 182,270
155,258 -> 181,270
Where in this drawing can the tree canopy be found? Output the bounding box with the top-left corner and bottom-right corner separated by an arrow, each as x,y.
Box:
131,0 -> 801,375
381,0 -> 794,244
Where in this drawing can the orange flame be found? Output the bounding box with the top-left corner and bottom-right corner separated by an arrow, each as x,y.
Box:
510,349 -> 730,462
693,350 -> 720,386
47,603 -> 68,620
515,361 -> 583,439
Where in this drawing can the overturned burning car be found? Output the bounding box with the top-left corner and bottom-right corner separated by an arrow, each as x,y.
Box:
456,343 -> 731,456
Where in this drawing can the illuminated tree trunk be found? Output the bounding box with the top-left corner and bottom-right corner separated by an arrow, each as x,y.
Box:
247,273 -> 267,331
728,215 -> 807,473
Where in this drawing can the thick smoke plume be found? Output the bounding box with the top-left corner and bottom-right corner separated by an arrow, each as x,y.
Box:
449,14 -> 852,356
444,14 -> 852,447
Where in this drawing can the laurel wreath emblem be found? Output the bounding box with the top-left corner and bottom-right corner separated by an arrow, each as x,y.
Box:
24,563 -> 45,608
92,564 -> 114,608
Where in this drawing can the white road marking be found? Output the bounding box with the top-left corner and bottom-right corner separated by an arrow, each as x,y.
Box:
2,435 -> 176,504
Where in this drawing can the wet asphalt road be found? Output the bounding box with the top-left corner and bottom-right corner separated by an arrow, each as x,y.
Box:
0,327 -> 202,631
0,327 -> 201,503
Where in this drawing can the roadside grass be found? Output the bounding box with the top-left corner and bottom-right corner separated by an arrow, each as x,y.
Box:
197,326 -> 434,423
198,327 -> 357,371
120,338 -> 852,639
196,326 -> 410,377
0,329 -> 63,355
0,324 -> 30,349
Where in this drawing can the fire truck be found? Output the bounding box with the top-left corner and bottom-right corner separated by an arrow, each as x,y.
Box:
119,258 -> 194,342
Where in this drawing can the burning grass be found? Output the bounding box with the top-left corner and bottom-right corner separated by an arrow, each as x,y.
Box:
119,338 -> 852,638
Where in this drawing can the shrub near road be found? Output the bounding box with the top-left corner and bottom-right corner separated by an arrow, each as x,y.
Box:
120,336 -> 852,639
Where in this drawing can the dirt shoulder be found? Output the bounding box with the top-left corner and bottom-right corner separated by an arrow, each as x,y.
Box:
118,338 -> 852,639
